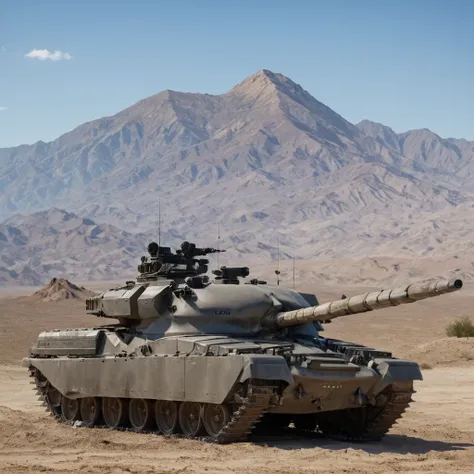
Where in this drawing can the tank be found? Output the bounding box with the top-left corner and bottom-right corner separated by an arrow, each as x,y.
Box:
24,240 -> 463,443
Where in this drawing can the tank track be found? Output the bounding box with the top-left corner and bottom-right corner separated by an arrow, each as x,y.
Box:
316,384 -> 414,441
28,367 -> 275,444
356,385 -> 414,441
29,368 -> 61,419
215,385 -> 275,443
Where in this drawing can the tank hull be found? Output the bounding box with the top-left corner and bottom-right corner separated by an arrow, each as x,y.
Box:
24,328 -> 421,442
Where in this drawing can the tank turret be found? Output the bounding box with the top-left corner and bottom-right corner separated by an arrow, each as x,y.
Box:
85,241 -> 226,322
262,278 -> 462,329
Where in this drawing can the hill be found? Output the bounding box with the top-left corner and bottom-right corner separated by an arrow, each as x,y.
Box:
28,278 -> 96,302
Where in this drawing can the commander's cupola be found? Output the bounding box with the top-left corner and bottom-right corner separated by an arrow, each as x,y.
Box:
136,241 -> 224,285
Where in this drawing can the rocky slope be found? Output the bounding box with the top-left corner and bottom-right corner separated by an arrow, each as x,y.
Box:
0,208 -> 153,283
1,69 -> 473,284
356,119 -> 474,189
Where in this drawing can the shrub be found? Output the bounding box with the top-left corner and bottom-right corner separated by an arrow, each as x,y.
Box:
420,362 -> 432,370
445,317 -> 474,338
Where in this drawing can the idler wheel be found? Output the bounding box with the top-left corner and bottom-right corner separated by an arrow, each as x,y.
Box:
34,369 -> 48,389
202,403 -> 232,438
80,397 -> 101,427
103,398 -> 129,429
129,399 -> 155,432
44,384 -> 62,417
178,402 -> 205,438
46,385 -> 61,408
61,396 -> 81,423
155,400 -> 181,435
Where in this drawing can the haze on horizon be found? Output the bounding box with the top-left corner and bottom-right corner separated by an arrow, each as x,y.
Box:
1,0 -> 473,148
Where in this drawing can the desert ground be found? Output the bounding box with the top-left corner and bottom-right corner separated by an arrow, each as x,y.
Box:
0,278 -> 473,473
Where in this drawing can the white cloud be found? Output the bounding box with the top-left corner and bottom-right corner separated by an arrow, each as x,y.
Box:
0,106 -> 7,112
25,49 -> 72,61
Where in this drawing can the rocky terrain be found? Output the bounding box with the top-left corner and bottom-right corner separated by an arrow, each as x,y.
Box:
0,208 -> 152,284
1,69 -> 474,284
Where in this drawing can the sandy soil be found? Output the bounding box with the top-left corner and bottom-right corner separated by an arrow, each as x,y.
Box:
0,282 -> 473,473
0,365 -> 473,474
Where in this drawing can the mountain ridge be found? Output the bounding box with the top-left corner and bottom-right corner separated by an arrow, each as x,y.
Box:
1,69 -> 474,285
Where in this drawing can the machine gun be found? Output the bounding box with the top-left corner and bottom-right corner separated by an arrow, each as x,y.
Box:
176,241 -> 225,259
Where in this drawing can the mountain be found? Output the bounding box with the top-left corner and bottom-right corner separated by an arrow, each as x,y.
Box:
1,69 -> 474,285
0,208 -> 154,282
0,266 -> 44,287
356,119 -> 474,188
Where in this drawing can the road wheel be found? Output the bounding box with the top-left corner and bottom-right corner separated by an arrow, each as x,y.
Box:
179,402 -> 205,438
61,396 -> 81,423
80,397 -> 101,427
129,399 -> 155,432
103,398 -> 129,429
202,403 -> 232,439
155,400 -> 180,434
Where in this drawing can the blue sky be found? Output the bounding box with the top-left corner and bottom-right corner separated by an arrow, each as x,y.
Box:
1,0 -> 473,147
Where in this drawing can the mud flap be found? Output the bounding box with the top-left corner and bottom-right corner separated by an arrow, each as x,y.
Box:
371,358 -> 422,394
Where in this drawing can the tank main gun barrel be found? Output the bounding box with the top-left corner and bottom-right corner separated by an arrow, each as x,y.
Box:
262,278 -> 463,329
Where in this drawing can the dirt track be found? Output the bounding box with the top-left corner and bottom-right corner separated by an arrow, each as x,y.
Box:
1,364 -> 473,474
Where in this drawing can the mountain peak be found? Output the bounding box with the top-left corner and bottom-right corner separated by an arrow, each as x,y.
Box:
356,119 -> 401,152
229,69 -> 305,95
400,127 -> 441,140
248,68 -> 275,79
227,69 -> 281,95
357,119 -> 398,137
250,69 -> 288,84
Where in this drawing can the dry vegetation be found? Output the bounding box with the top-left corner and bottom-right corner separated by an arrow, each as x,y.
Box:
446,316 -> 474,338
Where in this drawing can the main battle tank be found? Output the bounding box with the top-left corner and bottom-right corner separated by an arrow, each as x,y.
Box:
24,240 -> 463,443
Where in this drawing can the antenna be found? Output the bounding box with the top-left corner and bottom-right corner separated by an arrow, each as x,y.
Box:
217,220 -> 221,269
158,196 -> 161,248
275,235 -> 281,285
292,254 -> 296,290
